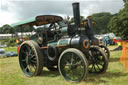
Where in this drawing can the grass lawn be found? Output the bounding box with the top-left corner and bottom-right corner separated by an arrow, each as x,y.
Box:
0,46 -> 128,85
3,46 -> 17,53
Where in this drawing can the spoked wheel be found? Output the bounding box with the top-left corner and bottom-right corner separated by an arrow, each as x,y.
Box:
99,45 -> 110,60
58,48 -> 88,82
88,46 -> 108,74
19,40 -> 43,77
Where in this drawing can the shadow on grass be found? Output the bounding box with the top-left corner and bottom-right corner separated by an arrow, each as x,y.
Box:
40,70 -> 60,77
86,72 -> 128,83
39,69 -> 128,84
109,58 -> 120,62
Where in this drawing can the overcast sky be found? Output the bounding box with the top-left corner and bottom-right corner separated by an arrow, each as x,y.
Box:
0,0 -> 124,27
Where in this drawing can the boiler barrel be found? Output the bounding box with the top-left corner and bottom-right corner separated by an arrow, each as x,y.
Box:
48,36 -> 90,50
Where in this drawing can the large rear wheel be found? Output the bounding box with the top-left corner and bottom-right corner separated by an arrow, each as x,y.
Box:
19,40 -> 43,77
58,48 -> 88,82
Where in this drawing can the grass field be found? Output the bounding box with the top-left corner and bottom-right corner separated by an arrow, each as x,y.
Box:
3,46 -> 17,53
0,46 -> 128,85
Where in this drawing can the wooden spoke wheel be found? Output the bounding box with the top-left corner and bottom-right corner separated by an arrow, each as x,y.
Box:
58,48 -> 88,82
88,46 -> 108,74
19,40 -> 43,77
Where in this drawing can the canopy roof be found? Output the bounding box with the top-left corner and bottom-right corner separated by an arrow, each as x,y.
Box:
11,15 -> 63,27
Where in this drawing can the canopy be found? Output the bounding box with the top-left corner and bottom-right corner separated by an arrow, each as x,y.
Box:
11,15 -> 63,27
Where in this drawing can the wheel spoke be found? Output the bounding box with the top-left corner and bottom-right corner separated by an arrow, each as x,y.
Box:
65,59 -> 70,65
93,64 -> 97,72
91,64 -> 95,72
31,54 -> 35,59
71,53 -> 74,64
96,64 -> 101,71
74,60 -> 82,66
90,64 -> 94,72
31,59 -> 37,64
22,59 -> 26,62
25,66 -> 28,71
22,50 -> 28,55
33,64 -> 36,70
98,63 -> 104,66
28,65 -> 32,72
28,64 -> 35,73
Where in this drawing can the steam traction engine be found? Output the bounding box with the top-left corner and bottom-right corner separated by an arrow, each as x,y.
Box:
11,2 -> 109,82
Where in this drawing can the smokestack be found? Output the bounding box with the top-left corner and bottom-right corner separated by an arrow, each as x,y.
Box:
72,2 -> 80,28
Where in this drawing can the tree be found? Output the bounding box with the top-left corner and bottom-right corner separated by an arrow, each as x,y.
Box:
0,27 -> 4,34
1,24 -> 11,34
108,1 -> 128,40
91,12 -> 113,34
0,24 -> 16,34
9,27 -> 15,38
69,13 -> 113,34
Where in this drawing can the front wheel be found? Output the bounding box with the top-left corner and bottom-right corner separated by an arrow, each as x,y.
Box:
88,46 -> 108,74
58,48 -> 88,82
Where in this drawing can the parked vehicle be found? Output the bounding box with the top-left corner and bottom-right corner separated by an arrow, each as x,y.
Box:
113,37 -> 122,44
94,35 -> 107,46
95,35 -> 115,46
104,36 -> 115,45
6,51 -> 18,57
0,49 -> 6,58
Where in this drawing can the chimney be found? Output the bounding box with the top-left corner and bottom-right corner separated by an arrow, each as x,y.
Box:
72,2 -> 80,28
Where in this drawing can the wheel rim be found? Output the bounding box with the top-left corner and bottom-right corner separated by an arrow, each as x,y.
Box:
19,44 -> 37,76
89,48 -> 106,73
59,52 -> 86,82
100,46 -> 110,59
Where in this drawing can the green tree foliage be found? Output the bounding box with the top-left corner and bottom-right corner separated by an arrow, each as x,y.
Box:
0,24 -> 11,34
7,38 -> 16,47
22,25 -> 35,32
0,27 -> 4,33
0,24 -> 35,34
108,1 -> 128,40
0,24 -> 15,34
91,12 -> 113,34
13,25 -> 35,33
69,13 -> 113,34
